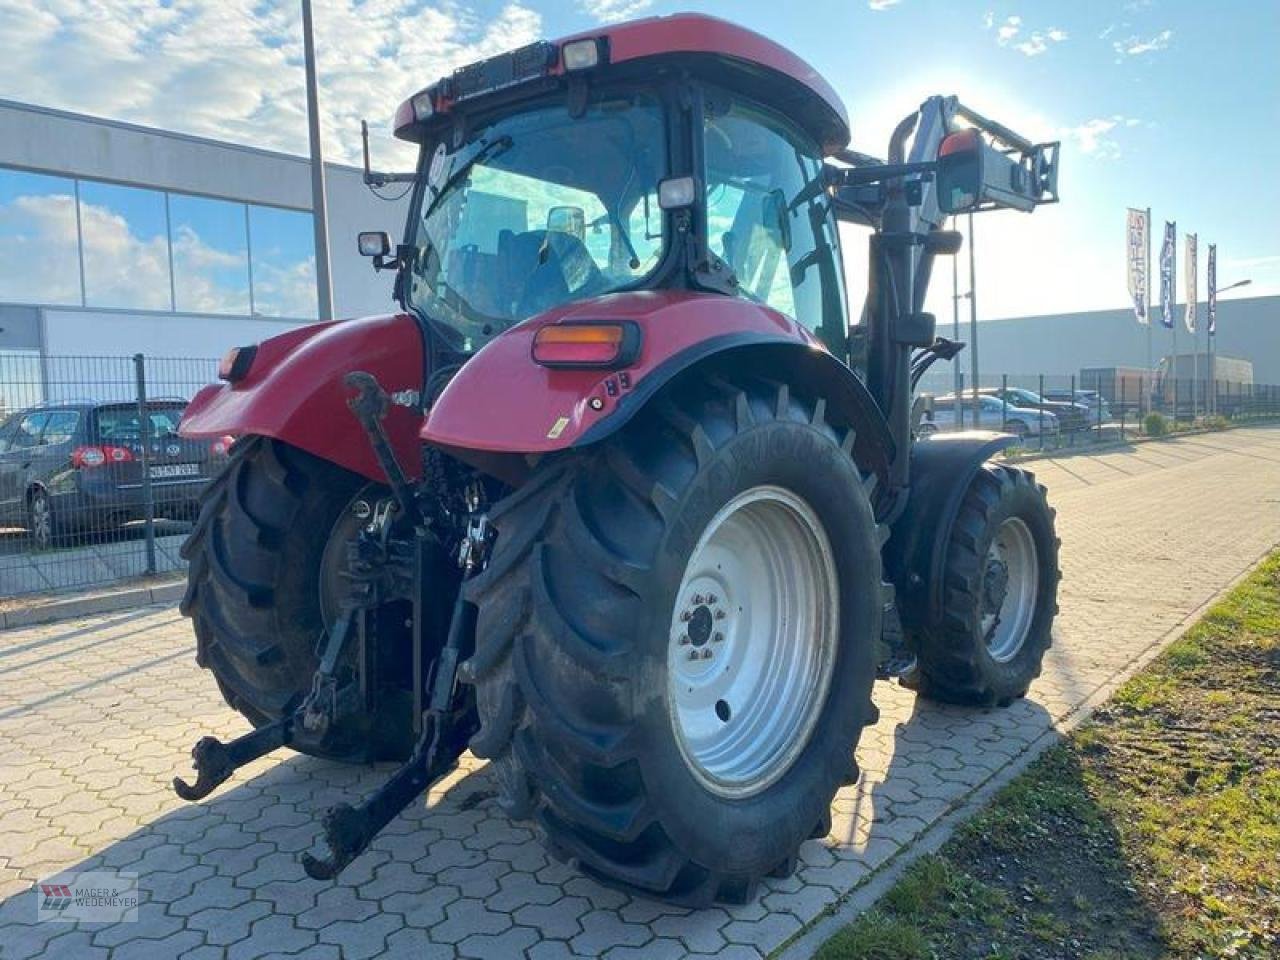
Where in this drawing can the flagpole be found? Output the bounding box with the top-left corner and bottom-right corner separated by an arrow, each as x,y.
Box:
1171,224 -> 1177,419
1191,235 -> 1198,421
1145,207 -> 1152,413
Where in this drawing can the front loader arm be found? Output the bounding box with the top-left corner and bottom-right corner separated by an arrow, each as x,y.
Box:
829,96 -> 1060,512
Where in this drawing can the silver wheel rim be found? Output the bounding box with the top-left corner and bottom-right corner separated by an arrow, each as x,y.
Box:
982,516 -> 1039,662
31,495 -> 51,546
667,485 -> 838,798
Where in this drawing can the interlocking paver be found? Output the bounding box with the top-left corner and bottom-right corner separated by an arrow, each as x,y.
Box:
1,426 -> 1278,958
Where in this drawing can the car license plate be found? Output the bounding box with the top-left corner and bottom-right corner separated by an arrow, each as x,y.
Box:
150,463 -> 200,479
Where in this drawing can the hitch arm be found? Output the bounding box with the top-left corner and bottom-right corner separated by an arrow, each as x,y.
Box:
173,720 -> 292,801
300,587 -> 475,880
344,371 -> 419,522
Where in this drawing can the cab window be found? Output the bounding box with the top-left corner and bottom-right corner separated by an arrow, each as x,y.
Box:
704,100 -> 846,348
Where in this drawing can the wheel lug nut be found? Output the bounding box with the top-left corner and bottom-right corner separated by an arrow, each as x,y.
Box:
680,611 -> 692,622
713,632 -> 724,643
687,650 -> 700,661
679,635 -> 690,645
701,649 -> 713,660
707,594 -> 718,604
714,610 -> 726,620
693,593 -> 705,604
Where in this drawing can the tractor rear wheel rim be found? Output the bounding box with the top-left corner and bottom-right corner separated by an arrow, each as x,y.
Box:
667,485 -> 838,799
983,516 -> 1038,663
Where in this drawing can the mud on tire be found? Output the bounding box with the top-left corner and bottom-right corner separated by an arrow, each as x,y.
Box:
461,373 -> 885,905
180,437 -> 414,761
904,464 -> 1059,707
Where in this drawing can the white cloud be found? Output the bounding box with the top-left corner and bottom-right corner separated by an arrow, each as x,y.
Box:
579,0 -> 653,20
983,10 -> 995,30
868,0 -> 902,10
990,14 -> 1067,56
1114,29 -> 1173,56
0,1 -> 545,170
996,15 -> 1021,43
1059,115 -> 1140,159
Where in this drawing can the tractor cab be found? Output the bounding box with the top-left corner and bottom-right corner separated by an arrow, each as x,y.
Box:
362,14 -> 854,355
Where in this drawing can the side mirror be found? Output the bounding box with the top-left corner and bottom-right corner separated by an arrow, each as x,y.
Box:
358,231 -> 391,258
546,206 -> 585,241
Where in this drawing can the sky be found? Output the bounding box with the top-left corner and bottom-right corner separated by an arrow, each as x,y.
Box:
0,0 -> 1276,321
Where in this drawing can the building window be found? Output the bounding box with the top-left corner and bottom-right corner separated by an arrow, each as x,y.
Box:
169,194 -> 250,315
79,181 -> 173,311
248,205 -> 317,319
0,168 -> 82,306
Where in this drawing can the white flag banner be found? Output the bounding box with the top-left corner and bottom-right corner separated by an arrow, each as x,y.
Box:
1160,221 -> 1176,329
1207,244 -> 1217,336
1126,208 -> 1149,324
1184,233 -> 1197,333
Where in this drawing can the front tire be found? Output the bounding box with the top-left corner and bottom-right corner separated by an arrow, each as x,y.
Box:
463,374 -> 883,905
905,465 -> 1059,706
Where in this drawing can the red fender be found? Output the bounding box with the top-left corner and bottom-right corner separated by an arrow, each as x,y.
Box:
422,290 -> 821,456
180,313 -> 426,482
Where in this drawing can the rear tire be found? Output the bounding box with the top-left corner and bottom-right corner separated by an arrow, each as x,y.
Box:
180,437 -> 415,761
462,374 -> 883,905
904,465 -> 1059,706
27,488 -> 58,550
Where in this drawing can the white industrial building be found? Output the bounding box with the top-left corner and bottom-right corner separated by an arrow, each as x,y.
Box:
0,97 -> 408,366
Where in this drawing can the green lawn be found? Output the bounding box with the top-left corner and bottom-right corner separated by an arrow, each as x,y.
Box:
818,552 -> 1280,960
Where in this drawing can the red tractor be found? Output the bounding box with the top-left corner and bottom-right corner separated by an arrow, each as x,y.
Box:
174,13 -> 1062,905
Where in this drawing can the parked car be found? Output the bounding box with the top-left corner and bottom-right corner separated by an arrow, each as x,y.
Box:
1043,388 -> 1112,424
0,399 -> 230,548
918,394 -> 1059,440
974,386 -> 1090,432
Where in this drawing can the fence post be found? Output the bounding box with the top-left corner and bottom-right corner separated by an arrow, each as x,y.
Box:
958,372 -> 965,431
1038,373 -> 1045,451
133,354 -> 157,575
1120,376 -> 1127,441
1001,373 -> 1008,438
1095,377 -> 1102,441
1068,374 -> 1076,448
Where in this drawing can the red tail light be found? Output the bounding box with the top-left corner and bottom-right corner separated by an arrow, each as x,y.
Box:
72,445 -> 135,468
532,322 -> 640,368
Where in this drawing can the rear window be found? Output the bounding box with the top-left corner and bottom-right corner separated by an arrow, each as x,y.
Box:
94,405 -> 185,441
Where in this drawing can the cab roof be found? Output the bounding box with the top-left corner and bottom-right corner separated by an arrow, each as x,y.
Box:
394,12 -> 851,155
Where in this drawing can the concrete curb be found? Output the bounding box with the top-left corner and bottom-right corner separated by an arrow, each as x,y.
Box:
775,543 -> 1276,960
0,579 -> 184,631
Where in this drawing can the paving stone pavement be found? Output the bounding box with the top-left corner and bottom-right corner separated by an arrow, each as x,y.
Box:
2,425 -> 1279,960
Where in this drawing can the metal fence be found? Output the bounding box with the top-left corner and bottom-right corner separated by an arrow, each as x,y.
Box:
0,353 -> 218,598
913,366 -> 1280,451
2,352 -> 1279,600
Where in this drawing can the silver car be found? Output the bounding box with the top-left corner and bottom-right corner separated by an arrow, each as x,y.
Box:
917,394 -> 1059,440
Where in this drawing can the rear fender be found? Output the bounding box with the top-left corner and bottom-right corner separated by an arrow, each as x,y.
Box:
179,313 -> 426,482
884,431 -> 1016,628
422,291 -> 893,486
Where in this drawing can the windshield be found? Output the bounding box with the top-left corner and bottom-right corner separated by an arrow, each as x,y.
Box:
407,93 -> 667,351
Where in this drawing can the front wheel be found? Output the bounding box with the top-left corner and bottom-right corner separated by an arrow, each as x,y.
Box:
905,465 -> 1059,706
463,373 -> 884,905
